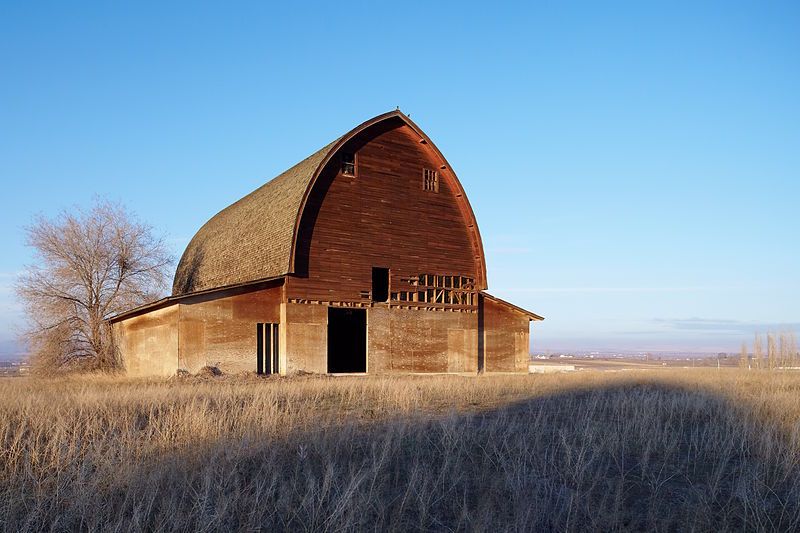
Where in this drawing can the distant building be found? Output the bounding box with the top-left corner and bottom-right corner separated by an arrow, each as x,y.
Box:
110,111 -> 543,376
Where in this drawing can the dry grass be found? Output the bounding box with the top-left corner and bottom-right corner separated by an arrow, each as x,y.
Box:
2,370 -> 800,531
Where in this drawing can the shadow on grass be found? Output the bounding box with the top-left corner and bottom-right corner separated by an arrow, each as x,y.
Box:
5,380 -> 800,532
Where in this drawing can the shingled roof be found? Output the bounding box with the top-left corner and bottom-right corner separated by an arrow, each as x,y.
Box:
172,139 -> 339,295
172,110 -> 488,296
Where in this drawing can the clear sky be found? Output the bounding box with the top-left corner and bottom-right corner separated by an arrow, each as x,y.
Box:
2,1 -> 799,358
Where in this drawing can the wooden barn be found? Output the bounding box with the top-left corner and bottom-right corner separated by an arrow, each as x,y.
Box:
110,111 -> 543,376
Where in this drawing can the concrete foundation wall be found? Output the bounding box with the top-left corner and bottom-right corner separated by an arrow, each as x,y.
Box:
179,285 -> 282,374
283,303 -> 479,374
284,302 -> 328,373
481,296 -> 530,373
114,284 -> 282,376
369,306 -> 478,373
115,290 -> 529,376
114,306 -> 179,377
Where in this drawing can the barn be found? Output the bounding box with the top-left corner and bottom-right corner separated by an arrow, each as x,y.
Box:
110,111 -> 543,376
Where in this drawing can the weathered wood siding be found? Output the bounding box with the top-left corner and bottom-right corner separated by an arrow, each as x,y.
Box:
113,306 -> 179,377
289,122 -> 480,303
481,296 -> 530,373
179,284 -> 283,374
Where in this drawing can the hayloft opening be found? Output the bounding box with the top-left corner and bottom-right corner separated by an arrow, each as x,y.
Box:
372,267 -> 389,302
341,153 -> 356,176
327,308 -> 366,373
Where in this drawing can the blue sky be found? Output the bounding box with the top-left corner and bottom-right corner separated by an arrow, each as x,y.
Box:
1,1 -> 799,357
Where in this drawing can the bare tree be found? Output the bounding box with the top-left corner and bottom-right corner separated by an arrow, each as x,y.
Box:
779,331 -> 788,369
754,333 -> 764,369
768,332 -> 778,370
15,199 -> 172,371
739,341 -> 749,369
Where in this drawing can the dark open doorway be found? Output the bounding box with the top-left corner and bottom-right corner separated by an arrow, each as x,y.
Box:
372,267 -> 389,302
327,308 -> 367,373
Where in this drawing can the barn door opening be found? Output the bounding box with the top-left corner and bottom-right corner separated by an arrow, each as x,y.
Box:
257,323 -> 279,374
327,308 -> 366,373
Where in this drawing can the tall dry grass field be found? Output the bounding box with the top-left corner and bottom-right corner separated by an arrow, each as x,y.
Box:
2,370 -> 800,531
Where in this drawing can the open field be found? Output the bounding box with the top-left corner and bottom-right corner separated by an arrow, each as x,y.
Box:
531,357 -> 744,372
2,370 -> 800,531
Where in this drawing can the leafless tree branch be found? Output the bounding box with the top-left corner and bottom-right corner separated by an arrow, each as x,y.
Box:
15,198 -> 172,372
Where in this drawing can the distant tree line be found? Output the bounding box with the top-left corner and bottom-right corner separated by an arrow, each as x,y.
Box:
739,331 -> 799,370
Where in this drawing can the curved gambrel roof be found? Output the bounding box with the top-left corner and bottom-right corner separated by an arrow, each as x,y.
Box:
172,111 -> 487,295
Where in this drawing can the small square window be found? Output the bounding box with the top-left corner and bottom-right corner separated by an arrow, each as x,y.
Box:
341,153 -> 356,176
423,168 -> 438,192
